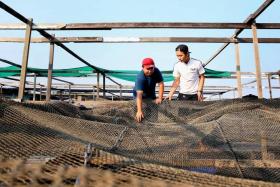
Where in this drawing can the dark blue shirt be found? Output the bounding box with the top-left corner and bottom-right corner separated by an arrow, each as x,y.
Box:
133,67 -> 163,99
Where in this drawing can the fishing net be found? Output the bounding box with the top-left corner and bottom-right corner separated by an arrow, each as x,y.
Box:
0,98 -> 280,186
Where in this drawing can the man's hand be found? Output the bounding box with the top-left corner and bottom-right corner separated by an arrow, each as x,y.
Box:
135,111 -> 144,122
155,98 -> 162,104
163,94 -> 172,101
197,91 -> 203,101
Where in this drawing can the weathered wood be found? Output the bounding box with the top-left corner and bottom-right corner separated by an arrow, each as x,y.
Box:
46,38 -> 55,102
267,74 -> 272,99
0,1 -> 104,76
52,77 -> 73,85
33,73 -> 36,101
18,19 -> 32,102
103,74 -> 106,98
1,22 -> 280,30
97,72 -> 100,99
68,84 -> 71,102
1,37 -> 280,43
205,0 -> 275,66
182,159 -> 280,168
234,43 -> 242,98
251,23 -> 263,99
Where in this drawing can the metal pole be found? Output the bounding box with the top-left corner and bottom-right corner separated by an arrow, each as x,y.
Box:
267,74 -> 272,99
251,22 -> 263,99
46,35 -> 55,102
96,72 -> 100,99
234,42 -> 242,98
18,18 -> 32,102
33,73 -> 36,101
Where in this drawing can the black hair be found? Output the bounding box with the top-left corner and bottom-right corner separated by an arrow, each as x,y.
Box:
175,44 -> 190,54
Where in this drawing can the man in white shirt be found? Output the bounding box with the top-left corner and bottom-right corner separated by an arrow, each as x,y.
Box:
166,44 -> 205,101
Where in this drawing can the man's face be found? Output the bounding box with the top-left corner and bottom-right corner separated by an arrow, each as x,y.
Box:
142,66 -> 154,76
176,50 -> 190,63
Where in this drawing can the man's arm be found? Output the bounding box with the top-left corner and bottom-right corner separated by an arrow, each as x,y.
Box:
155,81 -> 164,104
136,91 -> 144,122
197,74 -> 205,101
166,77 -> 180,100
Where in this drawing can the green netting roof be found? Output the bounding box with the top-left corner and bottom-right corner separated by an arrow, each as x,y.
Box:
0,65 -> 231,82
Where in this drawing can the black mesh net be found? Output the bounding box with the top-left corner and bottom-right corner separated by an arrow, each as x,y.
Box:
0,98 -> 280,186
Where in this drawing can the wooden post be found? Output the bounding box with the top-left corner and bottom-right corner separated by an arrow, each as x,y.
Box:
96,72 -> 100,99
234,42 -> 242,98
120,85 -> 122,100
92,85 -> 96,101
39,85 -> 42,101
103,74 -> 106,98
32,73 -> 36,101
18,18 -> 32,102
46,35 -> 55,102
267,74 -> 272,99
251,22 -> 263,99
59,90 -> 63,101
0,84 -> 2,96
68,84 -> 71,103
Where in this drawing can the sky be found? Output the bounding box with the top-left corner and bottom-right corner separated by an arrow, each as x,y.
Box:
0,0 -> 279,99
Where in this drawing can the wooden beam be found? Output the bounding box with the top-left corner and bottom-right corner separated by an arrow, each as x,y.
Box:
96,72 -> 100,99
32,73 -> 36,101
46,38 -> 55,102
1,23 -> 280,30
234,43 -> 242,98
0,1 -> 105,77
204,0 -> 275,66
52,77 -> 73,85
103,74 -> 106,98
1,37 -> 280,43
252,22 -> 263,99
18,19 -> 32,102
267,74 -> 272,99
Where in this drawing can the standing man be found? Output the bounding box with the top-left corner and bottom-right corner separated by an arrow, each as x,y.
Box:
167,44 -> 205,101
133,58 -> 164,122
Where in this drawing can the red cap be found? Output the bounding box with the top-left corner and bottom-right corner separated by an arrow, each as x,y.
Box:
142,58 -> 155,68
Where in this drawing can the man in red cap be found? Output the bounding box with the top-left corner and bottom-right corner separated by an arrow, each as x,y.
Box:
133,58 -> 164,122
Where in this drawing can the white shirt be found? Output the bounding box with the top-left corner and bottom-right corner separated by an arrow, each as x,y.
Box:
173,58 -> 205,94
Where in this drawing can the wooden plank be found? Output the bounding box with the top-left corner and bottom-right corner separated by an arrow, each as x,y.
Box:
234,43 -> 242,98
32,73 -> 36,101
267,74 -> 273,99
1,37 -> 280,43
46,39 -> 55,102
18,19 -> 32,102
183,159 -> 280,168
1,23 -> 280,30
251,23 -> 263,99
205,0 -> 275,66
97,72 -> 100,99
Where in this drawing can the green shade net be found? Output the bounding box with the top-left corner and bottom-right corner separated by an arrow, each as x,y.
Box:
0,65 -> 231,82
